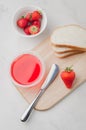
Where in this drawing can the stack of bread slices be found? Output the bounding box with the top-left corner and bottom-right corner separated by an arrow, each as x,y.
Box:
50,25 -> 86,58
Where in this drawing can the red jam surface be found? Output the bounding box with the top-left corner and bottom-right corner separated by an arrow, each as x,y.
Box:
11,54 -> 43,85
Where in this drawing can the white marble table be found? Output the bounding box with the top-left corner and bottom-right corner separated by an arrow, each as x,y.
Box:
0,0 -> 86,130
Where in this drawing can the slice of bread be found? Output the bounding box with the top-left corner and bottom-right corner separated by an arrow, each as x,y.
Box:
51,43 -> 73,52
54,49 -> 81,54
52,44 -> 86,51
55,51 -> 84,58
51,25 -> 86,50
51,44 -> 85,54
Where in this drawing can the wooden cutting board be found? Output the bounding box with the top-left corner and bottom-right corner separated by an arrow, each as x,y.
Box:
15,37 -> 86,111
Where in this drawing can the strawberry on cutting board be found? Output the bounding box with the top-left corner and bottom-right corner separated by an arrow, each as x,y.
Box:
61,66 -> 75,89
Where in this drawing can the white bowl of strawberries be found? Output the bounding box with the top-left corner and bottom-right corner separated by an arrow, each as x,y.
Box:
13,6 -> 47,37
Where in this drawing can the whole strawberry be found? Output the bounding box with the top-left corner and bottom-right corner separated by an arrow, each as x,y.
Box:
25,13 -> 32,21
24,26 -> 30,35
61,66 -> 75,89
33,20 -> 41,28
17,18 -> 28,28
32,10 -> 42,21
29,25 -> 40,34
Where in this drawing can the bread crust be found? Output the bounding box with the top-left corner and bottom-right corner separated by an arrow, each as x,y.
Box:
51,43 -> 86,54
54,49 -> 81,54
51,43 -> 86,53
54,51 -> 84,58
51,43 -> 86,51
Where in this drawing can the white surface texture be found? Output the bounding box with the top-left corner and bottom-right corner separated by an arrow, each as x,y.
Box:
0,0 -> 86,130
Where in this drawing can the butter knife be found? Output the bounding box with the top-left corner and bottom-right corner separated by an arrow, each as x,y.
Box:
20,64 -> 59,122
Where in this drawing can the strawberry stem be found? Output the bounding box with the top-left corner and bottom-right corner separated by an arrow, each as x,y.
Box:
30,13 -> 32,20
65,65 -> 73,72
21,16 -> 24,18
38,10 -> 42,14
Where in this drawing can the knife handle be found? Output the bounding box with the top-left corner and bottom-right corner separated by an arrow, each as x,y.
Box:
20,90 -> 43,122
20,64 -> 59,122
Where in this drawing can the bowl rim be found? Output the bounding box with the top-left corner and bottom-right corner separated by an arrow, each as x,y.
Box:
13,5 -> 47,37
10,51 -> 45,88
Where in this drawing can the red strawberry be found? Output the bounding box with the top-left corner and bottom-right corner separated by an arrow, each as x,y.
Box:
25,13 -> 32,21
61,66 -> 75,89
17,18 -> 28,28
24,26 -> 30,35
33,20 -> 41,28
29,25 -> 40,34
32,10 -> 42,21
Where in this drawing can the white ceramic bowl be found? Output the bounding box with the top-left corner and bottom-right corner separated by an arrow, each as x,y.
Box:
13,5 -> 47,37
10,51 -> 45,88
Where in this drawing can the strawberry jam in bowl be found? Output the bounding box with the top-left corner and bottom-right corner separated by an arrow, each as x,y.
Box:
10,52 -> 45,88
13,5 -> 47,37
